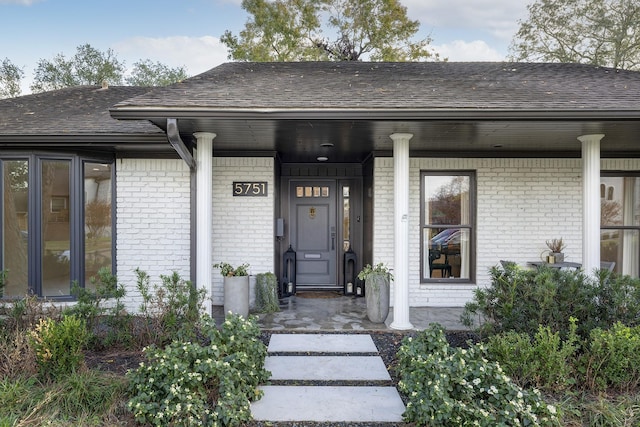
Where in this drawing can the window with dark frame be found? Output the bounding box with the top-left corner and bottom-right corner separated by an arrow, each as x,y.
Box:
0,154 -> 114,298
421,171 -> 475,282
600,172 -> 640,278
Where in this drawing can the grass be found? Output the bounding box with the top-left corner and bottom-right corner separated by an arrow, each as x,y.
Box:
0,370 -> 132,426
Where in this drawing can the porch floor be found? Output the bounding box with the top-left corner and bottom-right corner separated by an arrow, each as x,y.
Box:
213,292 -> 468,331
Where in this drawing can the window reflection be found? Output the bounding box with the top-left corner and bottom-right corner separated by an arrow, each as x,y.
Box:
2,160 -> 29,297
41,160 -> 71,296
422,173 -> 473,281
84,163 -> 112,289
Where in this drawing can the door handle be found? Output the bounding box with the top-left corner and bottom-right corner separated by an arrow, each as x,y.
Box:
331,233 -> 336,250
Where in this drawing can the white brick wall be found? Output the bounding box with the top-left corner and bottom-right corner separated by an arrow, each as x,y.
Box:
211,157 -> 275,305
373,157 -> 640,307
116,159 -> 191,312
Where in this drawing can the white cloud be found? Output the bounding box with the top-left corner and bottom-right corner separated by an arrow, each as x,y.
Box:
0,0 -> 42,4
403,0 -> 528,42
112,36 -> 229,78
435,39 -> 506,62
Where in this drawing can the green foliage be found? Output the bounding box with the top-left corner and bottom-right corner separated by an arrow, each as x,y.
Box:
31,43 -> 126,92
357,262 -> 393,281
214,262 -> 250,277
255,272 -> 280,313
27,315 -> 88,380
127,314 -> 269,426
509,0 -> 640,70
398,323 -> 559,426
125,59 -> 189,86
486,319 -> 579,391
0,371 -> 127,425
462,264 -> 640,339
221,0 -> 439,62
580,323 -> 640,392
0,58 -> 24,99
135,268 -> 206,346
65,267 -> 132,350
28,42 -> 192,93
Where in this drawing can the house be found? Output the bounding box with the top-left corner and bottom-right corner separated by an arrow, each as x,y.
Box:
1,61 -> 640,329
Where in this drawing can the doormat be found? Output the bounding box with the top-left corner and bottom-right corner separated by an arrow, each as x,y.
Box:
296,291 -> 342,299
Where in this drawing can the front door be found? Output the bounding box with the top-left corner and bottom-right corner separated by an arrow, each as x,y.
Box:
290,180 -> 338,288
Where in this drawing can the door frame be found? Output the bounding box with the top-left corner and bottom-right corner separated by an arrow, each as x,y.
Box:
278,164 -> 363,292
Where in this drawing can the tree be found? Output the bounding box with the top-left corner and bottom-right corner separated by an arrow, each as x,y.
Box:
29,44 -> 191,93
509,0 -> 640,70
31,44 -> 126,93
125,60 -> 189,86
221,0 -> 439,62
0,58 -> 24,99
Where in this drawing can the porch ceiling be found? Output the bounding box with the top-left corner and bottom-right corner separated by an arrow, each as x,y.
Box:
166,117 -> 640,163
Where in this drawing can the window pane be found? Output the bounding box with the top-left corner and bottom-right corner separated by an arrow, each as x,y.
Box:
601,177 -> 640,226
42,160 -> 71,296
425,175 -> 470,225
2,160 -> 29,297
84,162 -> 112,289
601,229 -> 639,277
424,227 -> 470,279
343,185 -> 350,251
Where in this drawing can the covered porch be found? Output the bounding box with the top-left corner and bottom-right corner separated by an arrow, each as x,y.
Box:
110,62 -> 640,328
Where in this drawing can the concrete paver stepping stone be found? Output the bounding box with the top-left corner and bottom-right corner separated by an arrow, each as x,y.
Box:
251,385 -> 405,422
267,333 -> 378,353
266,355 -> 391,381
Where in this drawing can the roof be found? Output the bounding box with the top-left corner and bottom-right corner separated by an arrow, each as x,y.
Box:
0,86 -> 166,154
111,62 -> 640,117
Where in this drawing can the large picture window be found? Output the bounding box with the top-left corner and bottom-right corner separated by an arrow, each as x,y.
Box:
421,171 -> 475,282
0,154 -> 114,298
601,173 -> 640,278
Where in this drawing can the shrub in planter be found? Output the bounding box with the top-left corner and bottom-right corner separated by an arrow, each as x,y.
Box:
358,263 -> 392,323
215,262 -> 250,318
398,324 -> 559,426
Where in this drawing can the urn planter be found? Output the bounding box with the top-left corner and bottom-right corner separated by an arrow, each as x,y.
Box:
364,273 -> 391,323
223,275 -> 250,318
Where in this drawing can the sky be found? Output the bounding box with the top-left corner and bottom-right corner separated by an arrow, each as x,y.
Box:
0,0 -> 531,94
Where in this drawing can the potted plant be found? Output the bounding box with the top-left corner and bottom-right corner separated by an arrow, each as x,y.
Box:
214,262 -> 250,317
545,238 -> 566,263
357,263 -> 393,323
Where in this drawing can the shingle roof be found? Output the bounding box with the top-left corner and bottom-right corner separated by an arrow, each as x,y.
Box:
0,85 -> 162,136
112,62 -> 640,112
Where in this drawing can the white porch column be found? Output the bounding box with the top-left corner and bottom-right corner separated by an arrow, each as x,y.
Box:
193,132 -> 216,314
578,134 -> 604,276
390,133 -> 413,330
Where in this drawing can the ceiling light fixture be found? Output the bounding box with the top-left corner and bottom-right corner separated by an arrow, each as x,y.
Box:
317,156 -> 329,162
320,142 -> 334,148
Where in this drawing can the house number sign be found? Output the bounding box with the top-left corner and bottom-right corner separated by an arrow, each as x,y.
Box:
233,181 -> 268,197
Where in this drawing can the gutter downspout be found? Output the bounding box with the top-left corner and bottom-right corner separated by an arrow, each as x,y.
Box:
167,118 -> 196,169
166,118 -> 199,312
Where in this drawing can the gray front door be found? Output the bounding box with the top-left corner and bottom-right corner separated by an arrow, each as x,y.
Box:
290,181 -> 338,288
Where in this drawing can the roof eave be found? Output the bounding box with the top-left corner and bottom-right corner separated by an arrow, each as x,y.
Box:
109,107 -> 640,121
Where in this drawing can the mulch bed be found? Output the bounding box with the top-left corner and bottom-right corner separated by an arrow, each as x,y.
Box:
85,329 -> 478,427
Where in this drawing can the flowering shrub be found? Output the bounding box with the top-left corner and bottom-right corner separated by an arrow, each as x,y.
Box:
127,314 -> 269,426
397,323 -> 559,426
27,315 -> 88,380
